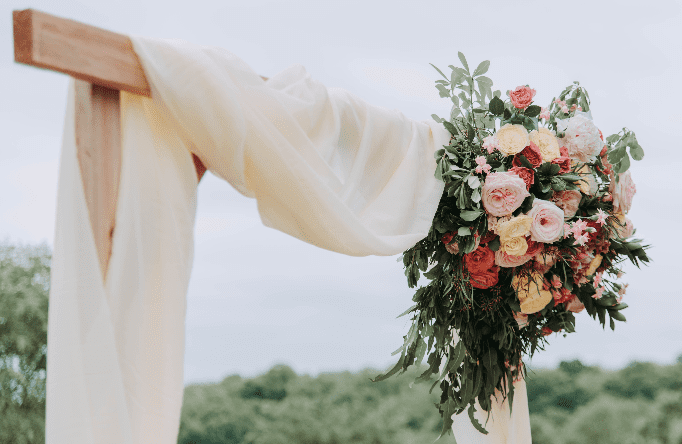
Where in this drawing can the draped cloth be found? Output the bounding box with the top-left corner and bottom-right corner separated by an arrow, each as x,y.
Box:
45,36 -> 531,443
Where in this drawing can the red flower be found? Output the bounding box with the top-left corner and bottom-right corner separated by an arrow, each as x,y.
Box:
541,326 -> 553,336
464,245 -> 496,275
509,166 -> 535,190
525,237 -> 543,256
442,232 -> 454,245
552,156 -> 571,174
469,266 -> 500,289
479,230 -> 497,245
512,142 -> 543,168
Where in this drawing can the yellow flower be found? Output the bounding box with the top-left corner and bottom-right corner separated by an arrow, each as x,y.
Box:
497,215 -> 532,241
501,236 -> 528,256
496,124 -> 530,156
585,254 -> 603,276
513,270 -> 553,314
529,128 -> 560,162
577,165 -> 597,195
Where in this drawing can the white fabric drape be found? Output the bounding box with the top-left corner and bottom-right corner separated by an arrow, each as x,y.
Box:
46,37 -> 530,443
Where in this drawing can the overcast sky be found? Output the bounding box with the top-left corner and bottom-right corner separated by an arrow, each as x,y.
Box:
2,0 -> 681,384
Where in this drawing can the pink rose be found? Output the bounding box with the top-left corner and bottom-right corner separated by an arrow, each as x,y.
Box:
565,295 -> 585,313
495,250 -> 533,268
551,190 -> 582,220
610,170 -> 636,214
509,86 -> 537,110
509,166 -> 534,190
557,114 -> 604,163
481,172 -> 530,217
529,199 -> 565,243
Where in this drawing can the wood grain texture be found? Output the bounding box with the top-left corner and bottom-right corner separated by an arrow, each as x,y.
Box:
75,81 -> 121,280
14,9 -> 151,96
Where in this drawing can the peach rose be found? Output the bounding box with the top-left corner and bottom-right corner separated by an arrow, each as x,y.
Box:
577,165 -> 598,195
497,215 -> 533,240
481,172 -> 530,217
512,270 -> 553,314
565,295 -> 585,313
528,199 -> 565,243
495,250 -> 533,268
529,128 -> 561,162
496,124 -> 530,156
585,254 -> 603,276
509,85 -> 537,109
610,170 -> 636,214
501,236 -> 529,256
551,190 -> 582,220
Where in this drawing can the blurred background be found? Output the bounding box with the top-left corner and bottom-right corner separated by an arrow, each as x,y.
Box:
1,0 -> 681,404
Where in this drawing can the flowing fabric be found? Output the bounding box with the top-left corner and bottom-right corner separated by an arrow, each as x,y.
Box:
45,37 -> 530,443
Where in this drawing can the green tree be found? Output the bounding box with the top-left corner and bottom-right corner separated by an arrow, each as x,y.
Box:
0,243 -> 51,444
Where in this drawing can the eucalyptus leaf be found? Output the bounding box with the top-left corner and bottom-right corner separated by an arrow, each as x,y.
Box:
458,227 -> 472,236
467,175 -> 481,189
458,52 -> 470,73
430,63 -> 449,81
473,60 -> 490,77
460,210 -> 482,221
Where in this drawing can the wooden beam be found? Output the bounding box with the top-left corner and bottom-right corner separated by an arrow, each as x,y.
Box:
13,9 -> 151,96
13,9 -> 269,97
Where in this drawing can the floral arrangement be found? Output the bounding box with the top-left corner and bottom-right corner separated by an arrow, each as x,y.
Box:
373,53 -> 650,438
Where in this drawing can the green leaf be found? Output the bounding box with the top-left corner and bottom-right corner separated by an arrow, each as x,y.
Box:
443,121 -> 459,136
614,155 -> 631,174
458,227 -> 472,236
473,60 -> 490,77
610,311 -> 627,322
396,304 -> 417,319
460,210 -> 482,221
468,405 -> 489,435
606,134 -> 620,144
488,237 -> 500,251
431,114 -> 444,123
471,188 -> 481,203
608,145 -> 627,164
489,96 -> 504,116
476,75 -> 493,88
524,105 -> 541,118
371,350 -> 405,382
436,84 -> 451,98
466,123 -> 475,143
467,175 -> 481,189
430,63 -> 449,81
458,52 -> 470,73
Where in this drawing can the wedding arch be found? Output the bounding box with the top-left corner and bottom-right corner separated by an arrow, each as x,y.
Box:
13,9 -> 531,443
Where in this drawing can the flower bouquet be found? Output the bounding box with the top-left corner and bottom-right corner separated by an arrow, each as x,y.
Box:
373,53 -> 650,438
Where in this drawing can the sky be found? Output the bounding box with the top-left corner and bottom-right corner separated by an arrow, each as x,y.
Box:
1,0 -> 681,384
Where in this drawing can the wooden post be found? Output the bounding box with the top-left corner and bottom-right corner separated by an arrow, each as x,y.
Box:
74,81 -> 121,279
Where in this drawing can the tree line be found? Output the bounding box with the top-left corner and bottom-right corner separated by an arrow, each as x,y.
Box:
2,243 -> 681,444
